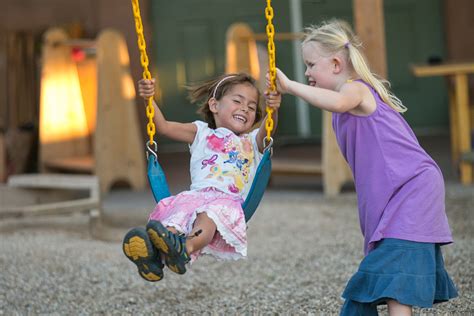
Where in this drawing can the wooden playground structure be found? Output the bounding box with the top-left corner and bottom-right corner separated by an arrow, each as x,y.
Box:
0,27 -> 146,230
38,27 -> 146,194
412,62 -> 474,185
225,0 -> 392,195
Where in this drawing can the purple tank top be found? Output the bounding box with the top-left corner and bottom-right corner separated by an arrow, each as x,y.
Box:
332,81 -> 453,255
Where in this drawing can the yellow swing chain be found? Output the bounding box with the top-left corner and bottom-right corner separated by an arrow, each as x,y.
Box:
131,0 -> 156,145
265,0 -> 276,143
131,0 -> 275,145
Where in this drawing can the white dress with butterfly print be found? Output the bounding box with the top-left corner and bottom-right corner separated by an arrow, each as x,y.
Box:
189,121 -> 263,200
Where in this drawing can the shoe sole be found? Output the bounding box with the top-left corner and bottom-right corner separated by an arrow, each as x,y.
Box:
123,228 -> 163,282
147,221 -> 187,275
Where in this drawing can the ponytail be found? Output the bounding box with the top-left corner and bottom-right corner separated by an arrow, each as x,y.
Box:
303,19 -> 407,113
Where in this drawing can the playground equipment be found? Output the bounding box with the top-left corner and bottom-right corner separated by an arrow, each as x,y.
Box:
0,174 -> 101,236
0,27 -> 147,231
38,27 -> 146,194
412,62 -> 474,185
225,22 -> 353,196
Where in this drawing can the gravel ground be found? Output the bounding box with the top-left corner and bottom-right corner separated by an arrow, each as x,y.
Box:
0,181 -> 472,315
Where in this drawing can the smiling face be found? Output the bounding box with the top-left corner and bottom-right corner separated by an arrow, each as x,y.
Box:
302,41 -> 339,90
209,82 -> 259,135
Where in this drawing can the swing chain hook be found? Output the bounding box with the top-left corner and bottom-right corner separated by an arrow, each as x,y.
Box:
146,140 -> 158,160
263,136 -> 274,157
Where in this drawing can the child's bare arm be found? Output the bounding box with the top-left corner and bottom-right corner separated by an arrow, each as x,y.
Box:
138,79 -> 197,144
275,68 -> 363,113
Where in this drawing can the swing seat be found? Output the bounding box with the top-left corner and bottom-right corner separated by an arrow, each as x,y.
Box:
241,149 -> 272,222
147,154 -> 171,203
147,148 -> 272,223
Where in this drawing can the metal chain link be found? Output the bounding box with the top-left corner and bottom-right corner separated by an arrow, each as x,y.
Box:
265,0 -> 276,141
131,0 -> 156,145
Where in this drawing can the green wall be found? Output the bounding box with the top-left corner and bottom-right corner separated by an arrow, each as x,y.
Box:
150,0 -> 447,145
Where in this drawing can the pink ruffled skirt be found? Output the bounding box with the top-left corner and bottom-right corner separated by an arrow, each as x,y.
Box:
148,187 -> 247,261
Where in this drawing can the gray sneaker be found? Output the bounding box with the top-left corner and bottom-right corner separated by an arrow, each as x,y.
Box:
146,220 -> 190,275
123,227 -> 164,282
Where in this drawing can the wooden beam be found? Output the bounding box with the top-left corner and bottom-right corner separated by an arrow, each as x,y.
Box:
0,197 -> 99,219
8,173 -> 99,190
252,32 -> 304,41
353,0 -> 387,78
412,62 -> 474,77
272,159 -> 323,175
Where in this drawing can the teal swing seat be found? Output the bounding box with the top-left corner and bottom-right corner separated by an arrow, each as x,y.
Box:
147,144 -> 272,223
147,154 -> 171,202
241,148 -> 272,222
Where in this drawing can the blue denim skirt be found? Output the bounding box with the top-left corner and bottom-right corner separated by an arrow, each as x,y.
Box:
341,238 -> 458,310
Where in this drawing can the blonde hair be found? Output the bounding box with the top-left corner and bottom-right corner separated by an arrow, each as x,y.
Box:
303,19 -> 407,113
187,73 -> 263,129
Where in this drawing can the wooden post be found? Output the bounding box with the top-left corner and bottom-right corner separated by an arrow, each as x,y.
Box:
322,111 -> 353,196
0,132 -> 5,182
353,0 -> 387,77
454,74 -> 473,184
225,23 -> 260,79
448,86 -> 459,164
95,29 -> 146,193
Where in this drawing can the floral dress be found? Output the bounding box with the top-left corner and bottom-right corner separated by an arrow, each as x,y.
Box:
149,121 -> 262,261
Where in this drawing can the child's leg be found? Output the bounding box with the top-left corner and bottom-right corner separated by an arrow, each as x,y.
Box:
160,213 -> 217,254
387,300 -> 412,316
146,220 -> 191,274
185,212 -> 217,254
146,214 -> 217,275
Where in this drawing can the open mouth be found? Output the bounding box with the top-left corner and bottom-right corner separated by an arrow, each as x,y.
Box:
309,80 -> 316,87
233,114 -> 247,124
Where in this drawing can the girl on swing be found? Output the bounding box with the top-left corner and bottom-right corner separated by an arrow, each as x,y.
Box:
123,73 -> 281,282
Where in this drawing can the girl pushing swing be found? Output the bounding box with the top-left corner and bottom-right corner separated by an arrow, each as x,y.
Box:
273,19 -> 457,315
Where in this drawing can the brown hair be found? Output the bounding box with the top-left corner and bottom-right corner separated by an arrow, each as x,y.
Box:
187,73 -> 263,129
